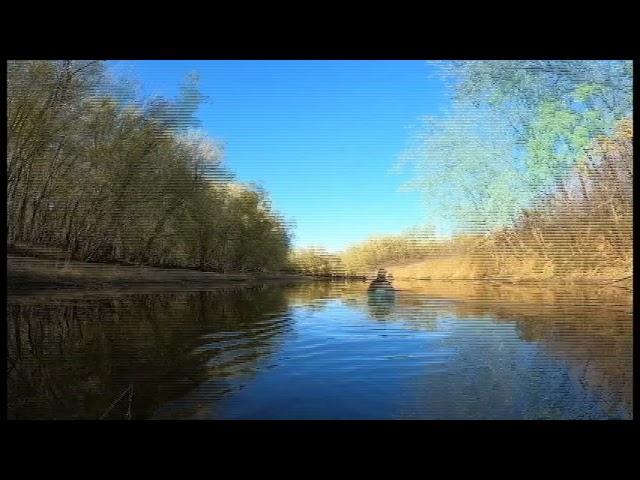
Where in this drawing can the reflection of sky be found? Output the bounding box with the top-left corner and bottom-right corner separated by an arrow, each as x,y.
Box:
211,301 -> 454,419
185,297 -> 627,420
400,318 -> 623,419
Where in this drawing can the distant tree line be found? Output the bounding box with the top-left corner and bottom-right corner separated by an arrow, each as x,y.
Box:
288,231 -> 481,276
7,61 -> 291,272
287,227 -> 469,276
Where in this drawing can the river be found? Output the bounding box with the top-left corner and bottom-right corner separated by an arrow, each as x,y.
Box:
7,280 -> 632,419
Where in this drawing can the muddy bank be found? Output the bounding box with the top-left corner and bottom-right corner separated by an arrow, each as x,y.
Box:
7,254 -> 311,294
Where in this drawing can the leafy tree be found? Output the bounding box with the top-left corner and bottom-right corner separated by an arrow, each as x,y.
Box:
408,60 -> 632,233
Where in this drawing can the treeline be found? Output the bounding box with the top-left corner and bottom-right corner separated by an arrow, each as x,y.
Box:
339,232 -> 479,274
288,247 -> 345,276
411,60 -> 633,281
288,233 -> 480,276
7,61 -> 290,272
287,238 -> 430,276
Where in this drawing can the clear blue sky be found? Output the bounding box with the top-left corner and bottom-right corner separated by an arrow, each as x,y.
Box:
107,60 -> 450,251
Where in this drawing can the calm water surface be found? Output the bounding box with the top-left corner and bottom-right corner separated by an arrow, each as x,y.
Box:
7,280 -> 632,419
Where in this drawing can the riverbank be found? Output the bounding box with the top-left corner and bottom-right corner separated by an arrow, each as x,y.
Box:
7,253 -> 311,294
7,249 -> 632,295
381,256 -> 632,289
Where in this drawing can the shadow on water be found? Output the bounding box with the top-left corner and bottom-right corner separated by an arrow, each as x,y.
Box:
7,279 -> 632,419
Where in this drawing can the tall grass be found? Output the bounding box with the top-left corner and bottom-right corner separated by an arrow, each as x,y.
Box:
474,118 -> 633,281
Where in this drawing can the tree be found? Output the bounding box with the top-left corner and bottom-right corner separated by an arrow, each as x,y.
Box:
7,61 -> 292,272
407,60 -> 632,233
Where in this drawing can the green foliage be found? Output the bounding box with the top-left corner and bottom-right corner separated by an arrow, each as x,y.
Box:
7,60 -> 291,272
410,60 -> 633,232
406,104 -> 529,232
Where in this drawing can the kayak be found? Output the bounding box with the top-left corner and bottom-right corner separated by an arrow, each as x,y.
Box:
367,280 -> 395,292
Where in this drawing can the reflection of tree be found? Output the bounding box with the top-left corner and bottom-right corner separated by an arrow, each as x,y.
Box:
7,285 -> 291,419
448,300 -> 632,415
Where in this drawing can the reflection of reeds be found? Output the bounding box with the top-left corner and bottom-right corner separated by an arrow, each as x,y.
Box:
286,280 -> 632,416
391,279 -> 632,307
380,280 -> 633,415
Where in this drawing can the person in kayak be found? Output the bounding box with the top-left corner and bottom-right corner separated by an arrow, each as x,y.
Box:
368,268 -> 394,290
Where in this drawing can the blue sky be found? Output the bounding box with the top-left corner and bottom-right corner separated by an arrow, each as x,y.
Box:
107,60 -> 450,251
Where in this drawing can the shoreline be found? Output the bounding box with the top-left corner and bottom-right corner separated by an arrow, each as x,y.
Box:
7,254 -> 312,295
8,253 -> 632,295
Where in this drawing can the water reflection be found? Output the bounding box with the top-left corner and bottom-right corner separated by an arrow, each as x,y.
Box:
366,289 -> 396,319
7,280 -> 632,419
7,286 -> 292,419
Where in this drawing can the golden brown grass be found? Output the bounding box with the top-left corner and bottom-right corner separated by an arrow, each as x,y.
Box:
375,120 -> 634,284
